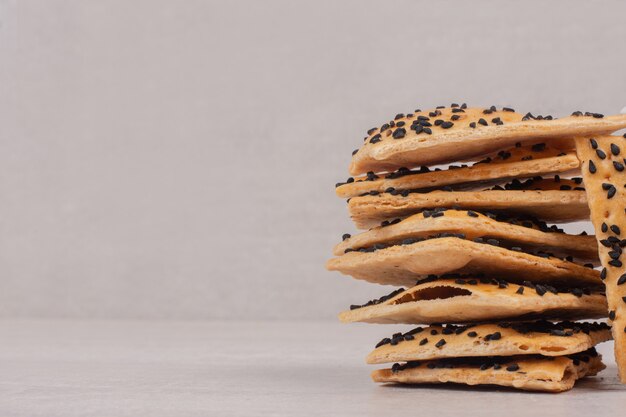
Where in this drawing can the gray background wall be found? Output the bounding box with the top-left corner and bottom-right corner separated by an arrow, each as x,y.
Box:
1,0 -> 625,320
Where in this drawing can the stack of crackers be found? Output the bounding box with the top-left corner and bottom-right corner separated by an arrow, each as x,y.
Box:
327,104 -> 626,392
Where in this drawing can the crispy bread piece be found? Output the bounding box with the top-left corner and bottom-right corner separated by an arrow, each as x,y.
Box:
350,105 -> 626,175
327,237 -> 600,287
575,134 -> 626,382
334,209 -> 598,262
337,144 -> 579,198
348,189 -> 588,229
371,349 -> 604,392
338,279 -> 607,324
367,321 -> 611,364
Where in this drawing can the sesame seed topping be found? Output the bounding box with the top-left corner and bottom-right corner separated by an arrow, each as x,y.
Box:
589,160 -> 597,174
531,143 -> 546,152
506,364 -> 520,372
392,128 -> 406,139
435,339 -> 446,348
596,149 -> 607,159
612,144 -> 621,155
419,338 -> 428,345
618,274 -> 626,285
342,233 -> 351,241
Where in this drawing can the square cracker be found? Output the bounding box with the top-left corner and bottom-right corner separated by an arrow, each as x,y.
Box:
338,278 -> 606,325
371,349 -> 604,393
350,105 -> 626,175
337,144 -> 579,199
334,209 -> 598,262
327,237 -> 601,288
575,134 -> 626,382
348,189 -> 589,229
367,321 -> 611,364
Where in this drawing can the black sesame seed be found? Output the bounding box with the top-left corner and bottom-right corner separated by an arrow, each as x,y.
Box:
596,149 -> 607,159
618,274 -> 626,285
451,115 -> 460,121
610,310 -> 616,320
614,161 -> 625,172
467,210 -> 479,218
392,128 -> 406,139
469,122 -> 476,128
612,225 -> 621,235
503,107 -> 515,112
516,286 -> 524,294
612,143 -> 621,155
435,339 -> 446,348
589,160 -> 597,174
601,268 -> 607,280
467,331 -> 478,338
441,121 -> 454,129
419,338 -> 428,345
535,285 -> 547,296
602,222 -> 609,233
590,138 -> 598,149
531,143 -> 546,152
478,118 -> 488,126
610,259 -> 623,267
506,364 -> 519,372
342,233 -> 351,241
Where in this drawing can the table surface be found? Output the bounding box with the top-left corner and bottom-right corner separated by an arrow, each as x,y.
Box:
1,319 -> 625,417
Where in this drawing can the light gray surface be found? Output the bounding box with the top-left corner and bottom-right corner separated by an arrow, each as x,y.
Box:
0,319 -> 624,417
3,0 -> 626,320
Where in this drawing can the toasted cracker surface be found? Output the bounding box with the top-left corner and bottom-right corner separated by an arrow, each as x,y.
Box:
348,189 -> 589,229
334,209 -> 598,262
367,322 -> 611,364
575,134 -> 626,382
337,144 -> 579,198
327,237 -> 601,288
350,105 -> 626,175
338,279 -> 607,324
371,350 -> 604,392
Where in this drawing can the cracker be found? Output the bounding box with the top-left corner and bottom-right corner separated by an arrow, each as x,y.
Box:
334,209 -> 598,262
337,144 -> 579,199
350,105 -> 626,175
327,237 -> 601,288
367,321 -> 611,364
574,134 -> 626,382
371,348 -> 604,392
348,188 -> 588,229
338,278 -> 607,324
